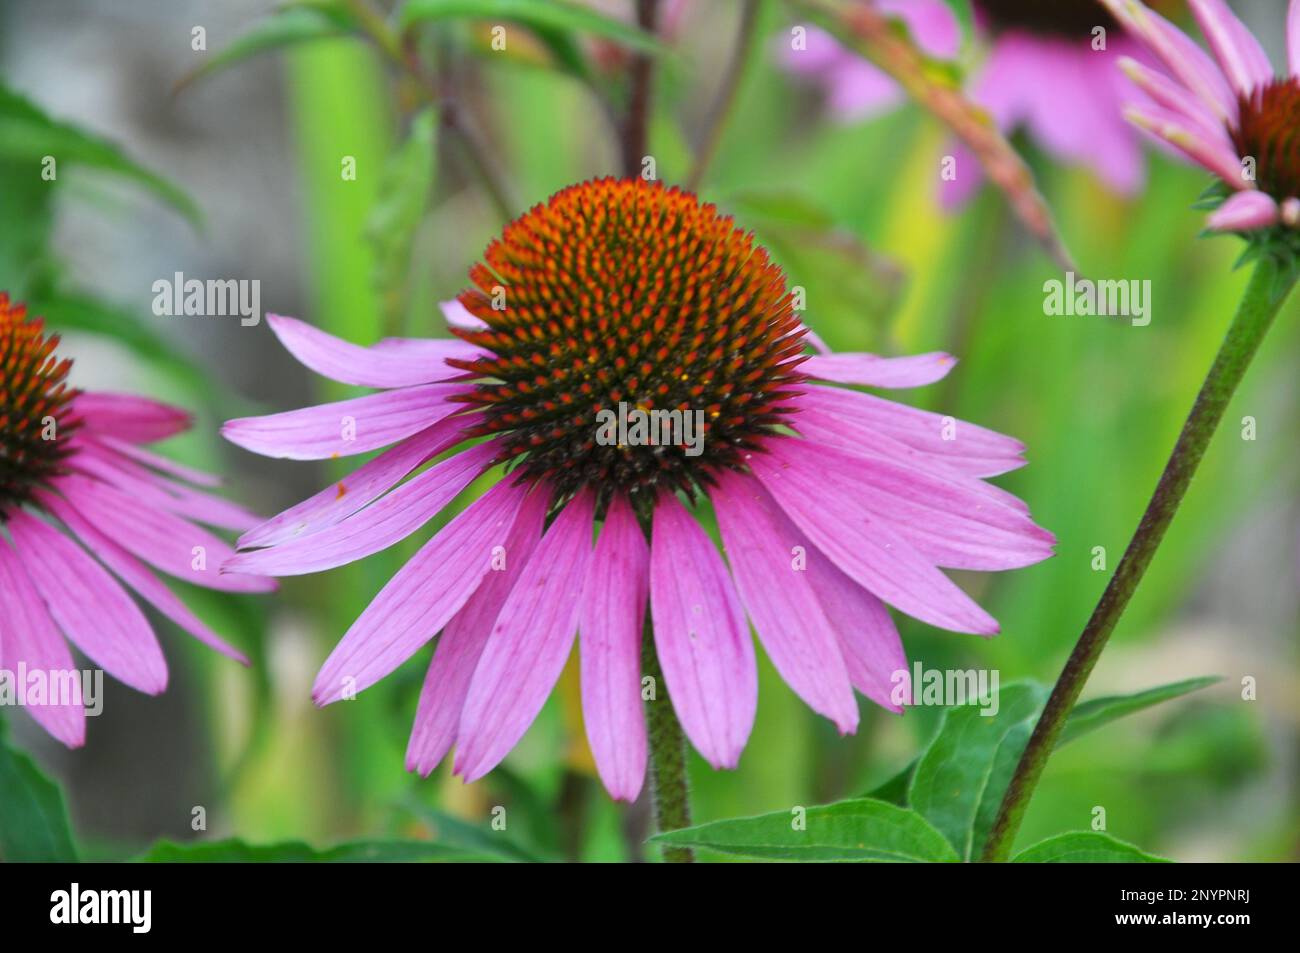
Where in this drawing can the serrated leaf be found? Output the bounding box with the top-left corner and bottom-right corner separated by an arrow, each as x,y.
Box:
400,0 -> 666,58
0,738 -> 79,862
136,837 -> 498,863
651,798 -> 959,862
178,5 -> 357,90
907,682 -> 1047,861
366,107 -> 437,331
1060,677 -> 1219,747
1012,832 -> 1170,863
0,85 -> 200,225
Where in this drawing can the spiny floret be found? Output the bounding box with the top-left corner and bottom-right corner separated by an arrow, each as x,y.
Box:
0,293 -> 81,516
448,178 -> 808,504
1233,78 -> 1300,203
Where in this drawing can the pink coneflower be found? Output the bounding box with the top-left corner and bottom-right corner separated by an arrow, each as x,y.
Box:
222,178 -> 1054,801
784,1 -> 1149,203
1104,0 -> 1300,233
0,293 -> 271,747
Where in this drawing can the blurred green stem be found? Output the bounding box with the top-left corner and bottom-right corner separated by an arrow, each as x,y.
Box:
685,0 -> 761,191
981,254 -> 1298,862
642,621 -> 694,863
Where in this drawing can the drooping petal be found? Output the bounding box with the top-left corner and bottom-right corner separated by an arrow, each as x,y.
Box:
0,541 -> 85,747
779,422 -> 1055,571
803,545 -> 909,713
74,393 -> 190,444
805,351 -> 956,389
1188,0 -> 1275,98
224,442 -> 495,577
238,415 -> 471,549
37,490 -> 248,664
267,314 -> 478,388
405,486 -> 550,776
92,435 -> 221,487
222,383 -> 465,460
454,491 -> 595,782
711,471 -> 858,733
1290,0 -> 1300,77
649,492 -> 757,769
52,474 -> 274,593
577,494 -> 649,802
1206,190 -> 1281,231
6,511 -> 168,694
798,384 -> 1027,477
1124,103 -> 1248,188
750,440 -> 1000,635
1103,0 -> 1238,125
312,478 -> 528,705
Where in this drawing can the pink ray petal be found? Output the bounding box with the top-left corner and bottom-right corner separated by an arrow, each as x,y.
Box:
649,492 -> 757,769
577,494 -> 649,802
38,491 -> 248,665
750,440 -> 1000,635
222,383 -> 466,460
1291,0 -> 1300,77
267,314 -> 477,388
805,351 -> 956,389
439,299 -> 487,331
803,542 -> 909,713
238,415 -> 472,549
1206,190 -> 1280,231
6,511 -> 168,694
1118,56 -> 1233,148
224,442 -> 495,577
1125,103 -> 1249,188
711,471 -> 858,733
91,435 -> 221,487
0,541 -> 85,747
52,474 -> 274,593
405,486 -> 550,776
312,478 -> 528,705
455,491 -> 596,782
1189,0 -> 1275,98
74,393 -> 190,444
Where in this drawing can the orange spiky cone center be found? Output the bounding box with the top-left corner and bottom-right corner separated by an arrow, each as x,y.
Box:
448,178 -> 808,506
1232,78 -> 1300,203
0,293 -> 81,516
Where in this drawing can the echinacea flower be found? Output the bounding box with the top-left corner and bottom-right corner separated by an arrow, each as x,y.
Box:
784,1 -> 1149,203
0,293 -> 272,747
222,178 -> 1054,801
1104,0 -> 1300,234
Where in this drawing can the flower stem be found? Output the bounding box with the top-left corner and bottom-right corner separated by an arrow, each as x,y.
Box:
621,0 -> 660,179
685,0 -> 762,191
980,254 -> 1297,862
642,620 -> 694,863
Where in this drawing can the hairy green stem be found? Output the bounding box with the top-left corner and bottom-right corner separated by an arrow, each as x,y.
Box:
981,254 -> 1297,862
642,621 -> 694,863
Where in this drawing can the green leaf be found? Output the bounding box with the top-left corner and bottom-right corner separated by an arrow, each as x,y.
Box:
400,0 -> 666,58
366,107 -> 437,332
137,837 -> 499,863
1060,677 -> 1220,747
0,85 -> 200,225
1012,832 -> 1171,864
650,798 -> 959,862
862,762 -> 916,806
907,682 -> 1047,861
178,5 -> 358,90
0,738 -> 79,862
402,802 -> 549,862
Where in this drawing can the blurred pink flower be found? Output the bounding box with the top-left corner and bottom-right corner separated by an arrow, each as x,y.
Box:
223,178 -> 1054,801
783,1 -> 1151,203
1104,0 -> 1300,232
0,293 -> 271,748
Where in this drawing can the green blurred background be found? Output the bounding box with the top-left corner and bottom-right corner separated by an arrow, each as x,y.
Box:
0,0 -> 1295,862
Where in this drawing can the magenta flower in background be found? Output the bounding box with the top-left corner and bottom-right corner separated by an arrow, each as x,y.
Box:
0,293 -> 272,747
222,178 -> 1054,801
1104,0 -> 1300,232
783,1 -> 1150,204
